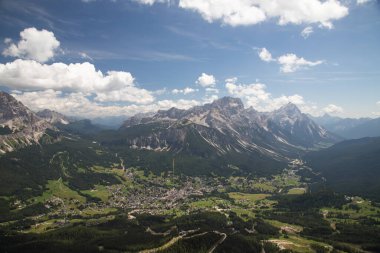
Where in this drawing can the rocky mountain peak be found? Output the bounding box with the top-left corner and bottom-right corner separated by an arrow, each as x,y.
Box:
156,107 -> 186,119
37,109 -> 70,125
276,103 -> 302,115
0,91 -> 58,154
0,91 -> 35,122
209,96 -> 244,114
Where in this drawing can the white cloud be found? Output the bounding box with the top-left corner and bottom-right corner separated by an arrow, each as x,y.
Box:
278,54 -> 323,73
152,88 -> 167,95
257,48 -> 323,73
179,0 -> 266,27
172,87 -> 198,94
357,0 -> 372,5
2,27 -> 60,63
203,94 -> 219,104
225,77 -> 238,83
226,82 -> 271,106
301,26 -> 314,39
178,0 -> 348,28
155,99 -> 200,109
133,0 -> 171,4
258,48 -> 274,62
376,101 -> 380,105
11,89 -> 201,118
225,77 -> 326,115
0,59 -> 154,104
323,104 -> 343,114
196,73 -> 216,87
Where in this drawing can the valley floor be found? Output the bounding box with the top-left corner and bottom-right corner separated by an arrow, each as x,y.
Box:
1,157 -> 380,253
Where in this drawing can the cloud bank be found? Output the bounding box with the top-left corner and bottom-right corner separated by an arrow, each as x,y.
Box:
178,0 -> 349,28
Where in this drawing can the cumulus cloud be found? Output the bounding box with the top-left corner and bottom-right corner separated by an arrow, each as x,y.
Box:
277,54 -> 323,73
258,48 -> 274,62
257,48 -> 323,73
11,89 -> 201,118
179,0 -> 266,27
2,27 -> 60,63
225,77 -> 328,115
203,94 -> 219,104
196,73 -> 216,87
323,104 -> 344,114
178,0 -> 348,28
376,101 -> 380,105
301,26 -> 314,39
225,78 -> 303,111
0,59 -> 154,104
172,87 -> 198,94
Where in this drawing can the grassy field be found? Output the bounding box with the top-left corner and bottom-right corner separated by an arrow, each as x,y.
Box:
322,197 -> 380,224
81,184 -> 111,202
265,219 -> 303,232
33,179 -> 86,204
287,187 -> 307,195
268,235 -> 332,253
228,193 -> 270,202
252,182 -> 277,192
190,197 -> 229,209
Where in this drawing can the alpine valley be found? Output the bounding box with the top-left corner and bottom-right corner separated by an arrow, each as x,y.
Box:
1,91 -> 380,253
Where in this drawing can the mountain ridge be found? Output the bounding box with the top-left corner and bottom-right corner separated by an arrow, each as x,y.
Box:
36,109 -> 71,125
0,91 -> 59,153
118,97 -> 339,162
310,113 -> 379,139
305,136 -> 380,201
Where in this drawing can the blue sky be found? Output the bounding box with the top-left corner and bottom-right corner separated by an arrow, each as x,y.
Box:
0,0 -> 379,118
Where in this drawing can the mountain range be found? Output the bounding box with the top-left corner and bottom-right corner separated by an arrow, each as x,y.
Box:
310,113 -> 380,139
92,97 -> 340,176
119,97 -> 339,158
2,91 -> 379,179
0,92 -> 342,177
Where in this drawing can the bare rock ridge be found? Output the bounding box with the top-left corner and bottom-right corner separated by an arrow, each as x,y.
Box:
36,109 -> 71,125
120,97 -> 340,160
0,91 -> 57,153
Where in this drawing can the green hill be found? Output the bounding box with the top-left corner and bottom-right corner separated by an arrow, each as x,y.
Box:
305,137 -> 380,201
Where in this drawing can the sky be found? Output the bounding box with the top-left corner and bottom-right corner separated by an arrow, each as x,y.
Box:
0,0 -> 379,119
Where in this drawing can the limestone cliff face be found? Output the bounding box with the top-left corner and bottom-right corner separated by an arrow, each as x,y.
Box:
0,91 -> 59,154
118,97 -> 340,160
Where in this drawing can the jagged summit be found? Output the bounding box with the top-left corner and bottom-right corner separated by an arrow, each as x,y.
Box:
275,102 -> 302,115
37,109 -> 70,125
0,91 -> 42,131
209,96 -> 244,111
1,91 -> 32,120
0,91 -> 58,153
